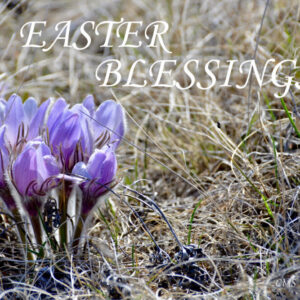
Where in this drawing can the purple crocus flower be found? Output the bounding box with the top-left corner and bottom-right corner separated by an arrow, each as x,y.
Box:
12,139 -> 60,216
0,93 -> 125,252
72,146 -> 117,216
1,94 -> 50,149
46,95 -> 125,171
47,98 -> 87,171
0,94 -> 50,213
83,95 -> 126,151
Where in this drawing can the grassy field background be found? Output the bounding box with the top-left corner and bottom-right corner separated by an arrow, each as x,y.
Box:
0,0 -> 299,298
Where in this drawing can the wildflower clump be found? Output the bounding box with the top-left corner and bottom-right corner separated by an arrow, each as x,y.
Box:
0,93 -> 125,256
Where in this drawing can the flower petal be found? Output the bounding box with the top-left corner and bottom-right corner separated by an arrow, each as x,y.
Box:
86,147 -> 117,197
98,149 -> 117,185
94,100 -> 125,150
12,141 -> 59,197
50,113 -> 81,170
71,104 -> 94,158
72,162 -> 91,180
79,148 -> 117,215
38,154 -> 60,192
23,97 -> 38,125
28,99 -> 50,140
86,149 -> 107,179
82,94 -> 95,116
4,94 -> 25,147
12,141 -> 59,216
47,98 -> 67,133
12,146 -> 37,196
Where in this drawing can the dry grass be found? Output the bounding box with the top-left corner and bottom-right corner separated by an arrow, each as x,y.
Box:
0,0 -> 299,299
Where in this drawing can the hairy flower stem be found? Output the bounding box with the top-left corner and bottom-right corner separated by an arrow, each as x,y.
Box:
11,208 -> 33,261
72,213 -> 87,253
59,185 -> 67,249
31,214 -> 44,256
59,181 -> 72,249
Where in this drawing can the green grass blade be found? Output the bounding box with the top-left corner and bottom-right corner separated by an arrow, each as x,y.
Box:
281,98 -> 300,138
187,199 -> 202,245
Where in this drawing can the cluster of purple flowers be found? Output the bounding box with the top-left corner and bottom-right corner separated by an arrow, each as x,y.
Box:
0,93 -> 125,249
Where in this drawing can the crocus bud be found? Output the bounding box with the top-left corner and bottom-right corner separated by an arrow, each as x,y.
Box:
12,140 -> 60,216
72,147 -> 117,216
